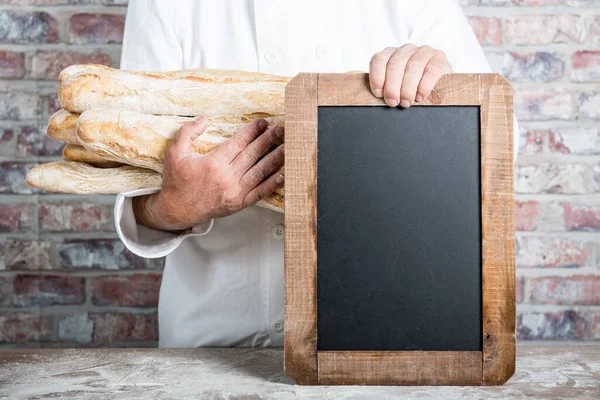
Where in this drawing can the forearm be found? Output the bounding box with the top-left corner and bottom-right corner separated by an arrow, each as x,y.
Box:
132,193 -> 191,233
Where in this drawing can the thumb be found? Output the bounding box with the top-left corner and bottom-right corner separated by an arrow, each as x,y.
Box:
170,116 -> 209,153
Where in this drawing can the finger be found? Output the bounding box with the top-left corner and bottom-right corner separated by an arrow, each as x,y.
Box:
400,46 -> 438,108
232,124 -> 284,175
169,117 -> 209,154
240,143 -> 284,190
382,44 -> 418,107
416,55 -> 453,103
214,119 -> 268,162
369,47 -> 396,98
243,171 -> 285,208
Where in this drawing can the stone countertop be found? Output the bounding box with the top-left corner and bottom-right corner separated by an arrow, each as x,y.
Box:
0,345 -> 598,399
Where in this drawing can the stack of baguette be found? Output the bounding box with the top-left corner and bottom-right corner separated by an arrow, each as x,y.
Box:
26,64 -> 291,213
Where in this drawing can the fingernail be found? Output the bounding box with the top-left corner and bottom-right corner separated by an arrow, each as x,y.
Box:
373,89 -> 382,98
281,144 -> 285,154
400,99 -> 411,109
258,119 -> 268,130
415,94 -> 423,102
275,126 -> 284,137
385,98 -> 399,107
194,116 -> 205,123
276,174 -> 284,184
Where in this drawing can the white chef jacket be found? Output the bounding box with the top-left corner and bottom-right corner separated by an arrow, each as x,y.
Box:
116,0 -> 520,348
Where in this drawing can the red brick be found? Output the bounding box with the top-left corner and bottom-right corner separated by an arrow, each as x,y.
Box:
0,90 -> 41,120
4,239 -> 54,270
0,276 -> 9,305
529,275 -> 600,305
18,125 -> 64,156
468,17 -> 501,46
90,312 -> 158,343
44,92 -> 61,115
39,201 -> 114,232
514,89 -> 574,121
0,51 -> 25,79
517,310 -> 585,340
516,236 -> 592,268
0,0 -> 92,3
0,11 -> 59,44
504,15 -> 586,44
515,200 -> 540,231
499,52 -> 564,82
591,313 -> 600,340
57,313 -> 93,344
560,202 -> 600,231
519,130 -> 545,155
591,15 -> 600,43
57,239 -> 164,270
480,0 -> 562,4
30,51 -> 112,80
579,91 -> 600,119
0,127 -> 15,156
467,0 -> 600,6
0,162 -> 40,194
516,163 -> 592,194
572,51 -> 600,82
0,313 -> 53,343
92,274 -> 162,306
549,127 -> 600,155
516,276 -> 524,304
13,274 -> 85,306
69,13 -> 125,44
0,203 -> 35,232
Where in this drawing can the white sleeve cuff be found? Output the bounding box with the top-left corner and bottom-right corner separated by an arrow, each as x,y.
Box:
114,187 -> 214,258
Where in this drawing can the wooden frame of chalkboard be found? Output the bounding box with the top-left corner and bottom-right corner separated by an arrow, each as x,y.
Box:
284,73 -> 515,386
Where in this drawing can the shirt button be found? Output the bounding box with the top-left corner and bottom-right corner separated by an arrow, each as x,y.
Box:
265,50 -> 281,64
271,319 -> 284,333
272,224 -> 284,239
315,46 -> 329,58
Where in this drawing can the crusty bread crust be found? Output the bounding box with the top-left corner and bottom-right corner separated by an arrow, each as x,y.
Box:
58,64 -> 291,116
26,161 -> 163,195
47,109 -> 79,144
62,144 -> 123,168
76,108 -> 284,173
26,160 -> 284,212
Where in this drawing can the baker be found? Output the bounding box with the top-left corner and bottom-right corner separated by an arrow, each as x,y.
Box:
116,0 -> 519,347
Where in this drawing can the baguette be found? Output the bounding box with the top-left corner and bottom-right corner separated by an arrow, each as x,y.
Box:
26,161 -> 284,212
26,161 -> 162,195
62,144 -> 123,168
47,109 -> 79,144
59,64 -> 291,116
76,108 -> 284,172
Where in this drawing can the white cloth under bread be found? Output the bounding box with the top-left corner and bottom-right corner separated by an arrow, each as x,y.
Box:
115,0 -> 520,348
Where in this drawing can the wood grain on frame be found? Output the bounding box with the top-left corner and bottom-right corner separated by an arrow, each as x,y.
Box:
317,72 -> 485,106
284,72 -> 515,386
318,351 -> 482,386
479,75 -> 516,385
284,73 -> 319,385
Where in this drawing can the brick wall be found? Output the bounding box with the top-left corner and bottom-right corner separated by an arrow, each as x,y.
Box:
462,0 -> 600,341
0,0 -> 162,348
0,1 -> 599,347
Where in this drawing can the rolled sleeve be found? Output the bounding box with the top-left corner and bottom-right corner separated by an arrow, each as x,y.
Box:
115,188 -> 214,258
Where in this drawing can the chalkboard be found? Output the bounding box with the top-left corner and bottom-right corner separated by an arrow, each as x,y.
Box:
284,73 -> 515,386
316,105 -> 482,352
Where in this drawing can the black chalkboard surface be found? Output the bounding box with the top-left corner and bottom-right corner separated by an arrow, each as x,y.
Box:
316,105 -> 482,352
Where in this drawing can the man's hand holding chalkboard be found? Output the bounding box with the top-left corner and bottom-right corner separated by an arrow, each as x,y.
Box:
369,44 -> 453,109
